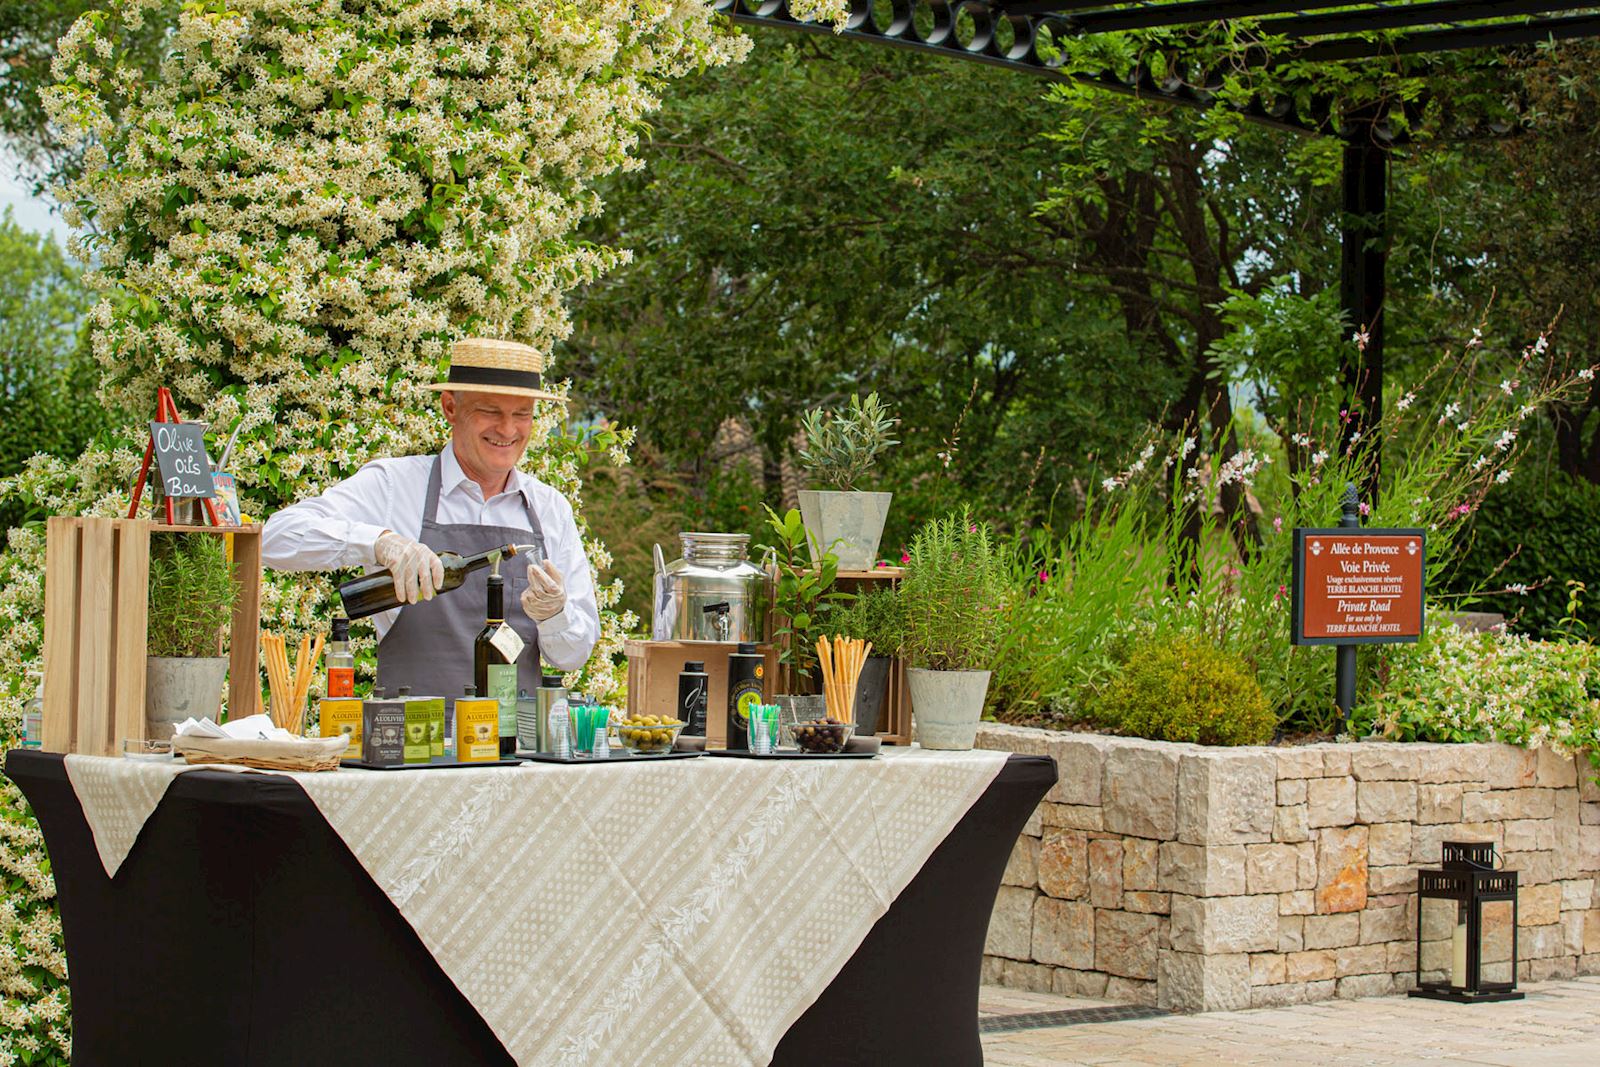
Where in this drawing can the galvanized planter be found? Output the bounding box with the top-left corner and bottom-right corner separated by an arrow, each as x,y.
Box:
798,490 -> 893,570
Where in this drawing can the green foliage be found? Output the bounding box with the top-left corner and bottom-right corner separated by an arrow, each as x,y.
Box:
762,505 -> 846,685
899,510 -> 1008,672
1092,636 -> 1275,746
828,586 -> 902,656
797,392 -> 899,491
1358,626 -> 1600,764
146,533 -> 237,658
1447,470 -> 1600,640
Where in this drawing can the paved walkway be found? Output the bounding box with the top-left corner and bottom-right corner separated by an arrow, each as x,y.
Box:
979,977 -> 1600,1066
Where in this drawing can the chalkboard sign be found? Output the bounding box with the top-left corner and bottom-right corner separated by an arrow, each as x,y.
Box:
150,421 -> 217,499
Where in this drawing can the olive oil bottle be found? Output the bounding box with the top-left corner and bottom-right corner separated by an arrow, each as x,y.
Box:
473,573 -> 524,757
339,543 -> 523,620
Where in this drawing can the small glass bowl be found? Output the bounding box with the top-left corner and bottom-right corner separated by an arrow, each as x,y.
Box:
614,719 -> 686,756
122,738 -> 174,761
789,720 -> 854,755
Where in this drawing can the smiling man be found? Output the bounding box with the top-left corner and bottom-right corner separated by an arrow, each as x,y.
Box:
262,338 -> 599,695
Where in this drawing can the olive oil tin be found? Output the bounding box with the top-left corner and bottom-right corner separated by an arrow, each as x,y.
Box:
456,697 -> 500,762
362,699 -> 406,766
319,699 -> 364,761
402,698 -> 430,764
410,696 -> 446,761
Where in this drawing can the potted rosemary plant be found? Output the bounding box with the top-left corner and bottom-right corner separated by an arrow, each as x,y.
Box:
797,392 -> 899,569
898,512 -> 1007,750
145,533 -> 236,737
829,586 -> 902,736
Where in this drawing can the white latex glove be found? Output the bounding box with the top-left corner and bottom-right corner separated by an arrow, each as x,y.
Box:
374,531 -> 444,605
522,559 -> 566,622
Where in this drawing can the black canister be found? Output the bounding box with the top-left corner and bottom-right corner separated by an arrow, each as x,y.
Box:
726,643 -> 763,751
678,661 -> 709,737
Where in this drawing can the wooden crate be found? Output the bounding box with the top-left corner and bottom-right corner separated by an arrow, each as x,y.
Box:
42,517 -> 262,755
775,567 -> 911,744
624,639 -> 777,748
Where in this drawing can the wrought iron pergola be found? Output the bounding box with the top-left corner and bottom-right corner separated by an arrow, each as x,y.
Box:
714,0 -> 1600,461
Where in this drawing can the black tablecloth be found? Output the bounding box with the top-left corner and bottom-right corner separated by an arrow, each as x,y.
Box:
6,749 -> 1052,1067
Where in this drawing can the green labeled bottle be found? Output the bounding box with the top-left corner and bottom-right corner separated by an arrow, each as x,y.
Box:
473,573 -> 523,757
340,543 -> 522,620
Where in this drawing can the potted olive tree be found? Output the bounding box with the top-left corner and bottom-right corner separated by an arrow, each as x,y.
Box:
829,586 -> 902,736
145,533 -> 236,737
797,392 -> 899,570
898,512 -> 1008,750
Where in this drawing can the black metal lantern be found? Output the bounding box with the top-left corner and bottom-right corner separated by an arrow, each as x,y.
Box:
1409,841 -> 1524,1003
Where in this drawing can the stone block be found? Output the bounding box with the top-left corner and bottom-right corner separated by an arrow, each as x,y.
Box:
1095,908 -> 1160,980
1003,834 -> 1039,889
1274,804 -> 1311,844
1104,976 -> 1158,1007
1246,843 -> 1315,895
1583,803 -> 1600,826
1279,890 -> 1315,915
1102,743 -> 1180,839
1417,744 -> 1491,784
1462,788 -> 1555,822
1586,910 -> 1600,955
1315,825 -> 1369,914
1522,923 -> 1564,960
1356,781 -> 1416,825
1304,912 -> 1360,950
1045,734 -> 1113,806
1504,818 -> 1556,853
1561,879 -> 1594,912
1123,891 -> 1171,914
1277,749 -> 1325,779
1169,894 -> 1278,954
1038,829 -> 1087,900
1278,916 -> 1304,952
1336,943 -> 1388,977
1564,911 -> 1585,956
1250,952 -> 1287,986
1089,837 -> 1124,908
1519,883 -> 1562,927
1323,751 -> 1353,777
1032,897 -> 1093,969
1417,784 -> 1464,824
1251,980 -> 1333,1008
1176,751 -> 1276,845
1359,905 -> 1410,945
1277,779 -> 1307,806
1042,803 -> 1104,831
1022,803 -> 1043,838
1158,950 -> 1251,1013
1307,777 -> 1356,828
1369,866 -> 1415,896
1582,768 -> 1600,803
1504,850 -> 1555,886
1482,745 -> 1539,789
988,957 -> 1057,992
985,886 -> 1034,960
1336,973 -> 1396,999
1159,842 -> 1245,897
1124,838 -> 1158,891
1582,826 -> 1600,874
1367,822 -> 1411,867
1555,790 -> 1582,882
1052,968 -> 1109,998
1411,822 -> 1502,865
1530,957 -> 1578,983
1285,950 -> 1335,982
1386,939 -> 1416,973
1535,747 -> 1578,789
1351,744 -> 1421,781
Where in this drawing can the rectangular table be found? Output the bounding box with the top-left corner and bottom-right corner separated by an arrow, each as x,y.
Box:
7,749 -> 1052,1066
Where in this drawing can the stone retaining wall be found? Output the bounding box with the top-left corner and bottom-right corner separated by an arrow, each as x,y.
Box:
977,724 -> 1600,1012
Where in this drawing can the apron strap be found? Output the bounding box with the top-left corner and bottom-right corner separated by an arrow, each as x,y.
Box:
421,453 -> 445,526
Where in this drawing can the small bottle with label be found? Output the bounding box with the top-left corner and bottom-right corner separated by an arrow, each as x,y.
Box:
678,661 -> 709,737
473,573 -> 524,757
325,615 -> 355,697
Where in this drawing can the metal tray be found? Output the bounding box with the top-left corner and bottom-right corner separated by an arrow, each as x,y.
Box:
704,750 -> 877,760
340,758 -> 524,771
515,751 -> 703,765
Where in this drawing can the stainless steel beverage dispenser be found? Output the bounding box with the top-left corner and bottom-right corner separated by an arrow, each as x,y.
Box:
652,532 -> 773,643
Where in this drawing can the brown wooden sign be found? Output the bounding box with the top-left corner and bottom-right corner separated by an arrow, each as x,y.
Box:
1291,528 -> 1426,645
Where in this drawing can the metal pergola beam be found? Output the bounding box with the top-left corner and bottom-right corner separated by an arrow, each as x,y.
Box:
1300,12 -> 1600,61
1262,0 -> 1585,40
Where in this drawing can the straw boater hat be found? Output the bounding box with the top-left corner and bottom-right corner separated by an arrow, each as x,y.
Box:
425,337 -> 565,403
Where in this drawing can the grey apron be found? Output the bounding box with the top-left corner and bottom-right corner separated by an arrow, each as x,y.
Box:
376,454 -> 547,700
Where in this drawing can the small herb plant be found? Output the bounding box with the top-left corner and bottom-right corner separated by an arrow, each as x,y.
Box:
797,391 -> 900,491
1092,636 -> 1275,746
831,587 -> 902,657
898,510 -> 1008,672
147,533 -> 236,658
763,505 -> 847,687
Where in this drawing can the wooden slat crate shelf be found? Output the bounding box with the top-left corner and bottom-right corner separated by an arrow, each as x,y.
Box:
42,517 -> 261,756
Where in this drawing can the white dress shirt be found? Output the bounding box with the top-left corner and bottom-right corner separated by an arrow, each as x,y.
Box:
260,443 -> 600,671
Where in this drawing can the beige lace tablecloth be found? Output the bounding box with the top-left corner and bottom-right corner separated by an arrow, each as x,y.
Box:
65,748 -> 1006,1066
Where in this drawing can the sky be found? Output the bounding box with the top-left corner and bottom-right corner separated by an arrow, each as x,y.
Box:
0,166 -> 71,242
